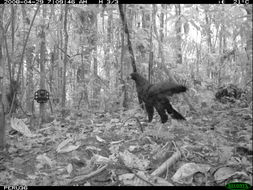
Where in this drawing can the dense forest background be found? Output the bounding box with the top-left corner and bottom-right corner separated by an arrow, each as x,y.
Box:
0,4 -> 252,186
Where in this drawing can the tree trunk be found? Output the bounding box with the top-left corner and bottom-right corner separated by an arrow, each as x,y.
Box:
204,6 -> 213,80
39,5 -> 47,123
244,5 -> 252,85
61,4 -> 69,117
175,4 -> 182,65
0,5 -> 6,150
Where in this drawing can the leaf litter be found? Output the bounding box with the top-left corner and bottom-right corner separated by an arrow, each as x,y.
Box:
0,99 -> 252,186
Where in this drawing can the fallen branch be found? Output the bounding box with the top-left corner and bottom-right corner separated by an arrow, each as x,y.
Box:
151,150 -> 181,176
70,164 -> 108,184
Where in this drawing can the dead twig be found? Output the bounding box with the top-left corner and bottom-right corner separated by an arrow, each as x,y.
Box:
70,164 -> 108,184
151,150 -> 181,176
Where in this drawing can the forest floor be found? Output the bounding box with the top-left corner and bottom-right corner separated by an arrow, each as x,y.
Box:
0,93 -> 252,186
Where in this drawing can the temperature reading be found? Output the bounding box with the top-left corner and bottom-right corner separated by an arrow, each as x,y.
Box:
234,0 -> 250,4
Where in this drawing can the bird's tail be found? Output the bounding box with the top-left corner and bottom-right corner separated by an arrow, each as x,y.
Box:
148,82 -> 187,97
168,85 -> 187,94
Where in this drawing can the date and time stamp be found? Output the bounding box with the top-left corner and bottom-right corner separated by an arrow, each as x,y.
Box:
3,0 -> 118,4
219,0 -> 251,4
3,0 -> 251,4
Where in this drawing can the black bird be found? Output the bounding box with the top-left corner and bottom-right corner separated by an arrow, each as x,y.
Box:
131,72 -> 187,123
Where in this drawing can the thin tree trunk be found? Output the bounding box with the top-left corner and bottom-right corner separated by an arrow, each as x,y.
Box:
244,5 -> 252,90
39,5 -> 47,123
0,5 -> 6,150
175,4 -> 182,65
61,4 -> 69,117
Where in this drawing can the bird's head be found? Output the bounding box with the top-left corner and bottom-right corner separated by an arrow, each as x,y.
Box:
130,72 -> 139,81
130,72 -> 149,86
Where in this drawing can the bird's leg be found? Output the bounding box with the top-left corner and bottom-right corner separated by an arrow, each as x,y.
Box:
166,103 -> 186,120
138,96 -> 145,110
155,105 -> 168,123
145,104 -> 154,122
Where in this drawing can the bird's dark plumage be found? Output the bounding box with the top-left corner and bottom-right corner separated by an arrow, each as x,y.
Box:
131,72 -> 187,123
